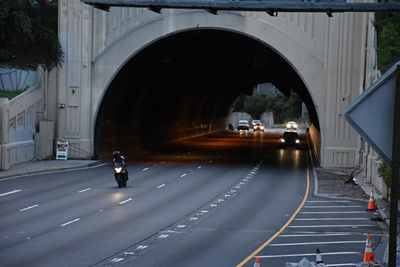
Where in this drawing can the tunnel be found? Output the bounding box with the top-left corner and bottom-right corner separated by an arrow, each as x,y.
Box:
94,29 -> 320,159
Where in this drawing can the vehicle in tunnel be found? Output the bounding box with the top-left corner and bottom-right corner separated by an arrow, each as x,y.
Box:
237,120 -> 249,131
280,131 -> 300,147
286,121 -> 298,131
252,120 -> 264,132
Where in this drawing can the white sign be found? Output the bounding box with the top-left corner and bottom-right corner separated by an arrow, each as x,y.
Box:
56,141 -> 69,160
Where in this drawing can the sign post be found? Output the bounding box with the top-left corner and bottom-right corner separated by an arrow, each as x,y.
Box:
342,62 -> 400,266
389,66 -> 400,267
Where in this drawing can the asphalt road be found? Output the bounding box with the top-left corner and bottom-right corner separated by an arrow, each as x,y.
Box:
0,129 -> 384,267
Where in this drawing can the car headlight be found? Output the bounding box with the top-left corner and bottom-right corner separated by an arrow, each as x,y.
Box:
295,139 -> 300,144
294,124 -> 298,128
286,124 -> 290,128
115,167 -> 122,173
260,126 -> 264,129
281,138 -> 285,143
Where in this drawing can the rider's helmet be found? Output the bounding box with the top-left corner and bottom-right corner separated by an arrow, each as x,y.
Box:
113,151 -> 121,161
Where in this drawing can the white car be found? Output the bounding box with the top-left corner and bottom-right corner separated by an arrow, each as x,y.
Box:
237,120 -> 249,131
286,121 -> 298,131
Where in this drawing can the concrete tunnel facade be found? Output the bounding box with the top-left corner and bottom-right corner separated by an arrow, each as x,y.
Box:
59,3 -> 375,167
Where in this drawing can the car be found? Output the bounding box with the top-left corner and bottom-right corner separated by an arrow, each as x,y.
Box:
280,131 -> 300,147
251,120 -> 264,132
237,120 -> 249,131
286,121 -> 298,131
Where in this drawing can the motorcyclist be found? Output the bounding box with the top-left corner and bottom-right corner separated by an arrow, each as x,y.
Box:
112,151 -> 128,180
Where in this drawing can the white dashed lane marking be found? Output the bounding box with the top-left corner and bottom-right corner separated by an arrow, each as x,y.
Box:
180,174 -> 187,178
119,198 -> 132,205
60,218 -> 80,227
0,189 -> 22,197
142,167 -> 149,171
157,184 -> 166,189
19,204 -> 39,212
110,258 -> 124,263
78,188 -> 91,193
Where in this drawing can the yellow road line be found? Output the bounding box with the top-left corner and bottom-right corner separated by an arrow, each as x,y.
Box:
237,167 -> 310,267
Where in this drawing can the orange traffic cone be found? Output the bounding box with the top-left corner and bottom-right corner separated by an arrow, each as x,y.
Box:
253,257 -> 260,267
366,190 -> 377,211
363,234 -> 375,263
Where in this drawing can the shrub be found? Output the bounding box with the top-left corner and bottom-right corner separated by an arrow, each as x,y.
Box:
377,160 -> 392,188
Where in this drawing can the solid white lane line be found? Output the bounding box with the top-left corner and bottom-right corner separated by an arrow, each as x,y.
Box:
288,224 -> 375,228
119,198 -> 132,205
78,188 -> 91,193
19,204 -> 39,212
326,264 -> 357,267
180,174 -> 187,178
257,251 -> 361,258
279,233 -> 352,237
142,167 -> 149,171
60,218 -> 80,227
295,218 -> 370,221
307,200 -> 351,203
300,211 -> 367,214
304,206 -> 363,208
0,189 -> 22,197
270,240 -> 365,246
157,184 -> 166,189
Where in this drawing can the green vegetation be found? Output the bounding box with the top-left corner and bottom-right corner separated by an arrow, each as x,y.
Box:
373,11 -> 400,187
0,89 -> 27,99
375,12 -> 400,71
232,91 -> 303,123
378,159 -> 392,188
0,0 -> 63,68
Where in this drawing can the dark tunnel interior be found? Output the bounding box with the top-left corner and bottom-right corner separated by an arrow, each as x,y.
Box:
94,29 -> 319,159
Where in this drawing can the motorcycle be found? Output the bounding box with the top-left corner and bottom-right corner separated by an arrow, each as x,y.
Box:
113,161 -> 128,188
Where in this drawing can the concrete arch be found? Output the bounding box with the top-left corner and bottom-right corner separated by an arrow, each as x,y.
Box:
91,11 -> 325,157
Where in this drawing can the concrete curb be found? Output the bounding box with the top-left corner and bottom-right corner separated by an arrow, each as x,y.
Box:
0,160 -> 106,180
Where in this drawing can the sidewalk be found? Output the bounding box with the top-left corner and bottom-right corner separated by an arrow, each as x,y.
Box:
314,167 -> 396,266
0,159 -> 103,179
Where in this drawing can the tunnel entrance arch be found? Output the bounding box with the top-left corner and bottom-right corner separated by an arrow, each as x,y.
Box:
59,2 -> 375,167
93,25 -> 322,159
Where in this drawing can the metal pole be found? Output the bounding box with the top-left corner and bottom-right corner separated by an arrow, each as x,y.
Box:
389,65 -> 400,267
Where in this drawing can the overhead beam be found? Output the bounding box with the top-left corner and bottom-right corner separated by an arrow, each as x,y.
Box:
81,0 -> 400,13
